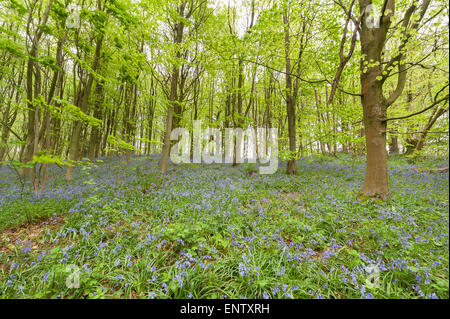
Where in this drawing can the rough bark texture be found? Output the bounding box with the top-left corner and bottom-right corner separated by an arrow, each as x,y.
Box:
359,0 -> 430,199
22,0 -> 54,177
88,80 -> 105,160
160,6 -> 185,174
283,11 -> 297,175
360,78 -> 389,199
411,106 -> 449,153
358,0 -> 393,200
66,15 -> 104,182
232,57 -> 244,167
389,135 -> 399,154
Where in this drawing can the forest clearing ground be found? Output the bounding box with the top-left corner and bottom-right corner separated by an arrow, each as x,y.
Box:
0,214 -> 66,255
0,154 -> 448,299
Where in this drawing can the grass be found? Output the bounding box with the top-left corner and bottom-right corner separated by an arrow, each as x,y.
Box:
0,153 -> 448,299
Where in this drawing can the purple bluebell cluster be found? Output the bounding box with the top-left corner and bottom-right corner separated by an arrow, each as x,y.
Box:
0,155 -> 448,298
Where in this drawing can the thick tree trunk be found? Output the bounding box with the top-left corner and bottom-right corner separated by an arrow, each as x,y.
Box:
20,0 -> 53,177
360,76 -> 389,199
160,64 -> 179,173
358,0 -> 402,200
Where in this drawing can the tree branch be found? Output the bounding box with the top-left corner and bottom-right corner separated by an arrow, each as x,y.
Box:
384,0 -> 432,107
385,89 -> 449,122
0,119 -> 23,141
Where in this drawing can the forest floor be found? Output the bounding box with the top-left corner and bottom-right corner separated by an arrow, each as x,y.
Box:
0,154 -> 448,299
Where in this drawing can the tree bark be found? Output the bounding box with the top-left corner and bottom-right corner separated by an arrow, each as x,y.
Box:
160,5 -> 185,173
283,11 -> 297,175
66,12 -> 105,181
360,78 -> 389,199
389,135 -> 399,154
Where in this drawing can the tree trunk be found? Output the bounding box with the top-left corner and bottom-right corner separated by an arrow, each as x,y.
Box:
389,135 -> 399,154
416,106 -> 449,152
160,12 -> 184,173
232,57 -> 244,167
88,80 -> 104,160
66,26 -> 104,181
283,11 -> 296,175
360,75 -> 389,199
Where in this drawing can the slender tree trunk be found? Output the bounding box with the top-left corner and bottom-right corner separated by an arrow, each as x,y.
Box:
160,12 -> 185,173
314,88 -> 326,155
88,80 -> 104,160
22,0 -> 54,177
232,57 -> 244,167
416,106 -> 449,152
66,24 -> 104,181
389,135 -> 399,154
283,11 -> 296,175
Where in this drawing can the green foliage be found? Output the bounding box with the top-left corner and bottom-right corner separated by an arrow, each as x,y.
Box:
7,0 -> 27,15
50,97 -> 102,127
106,135 -> 138,153
0,37 -> 25,58
32,152 -> 65,166
0,160 -> 34,170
